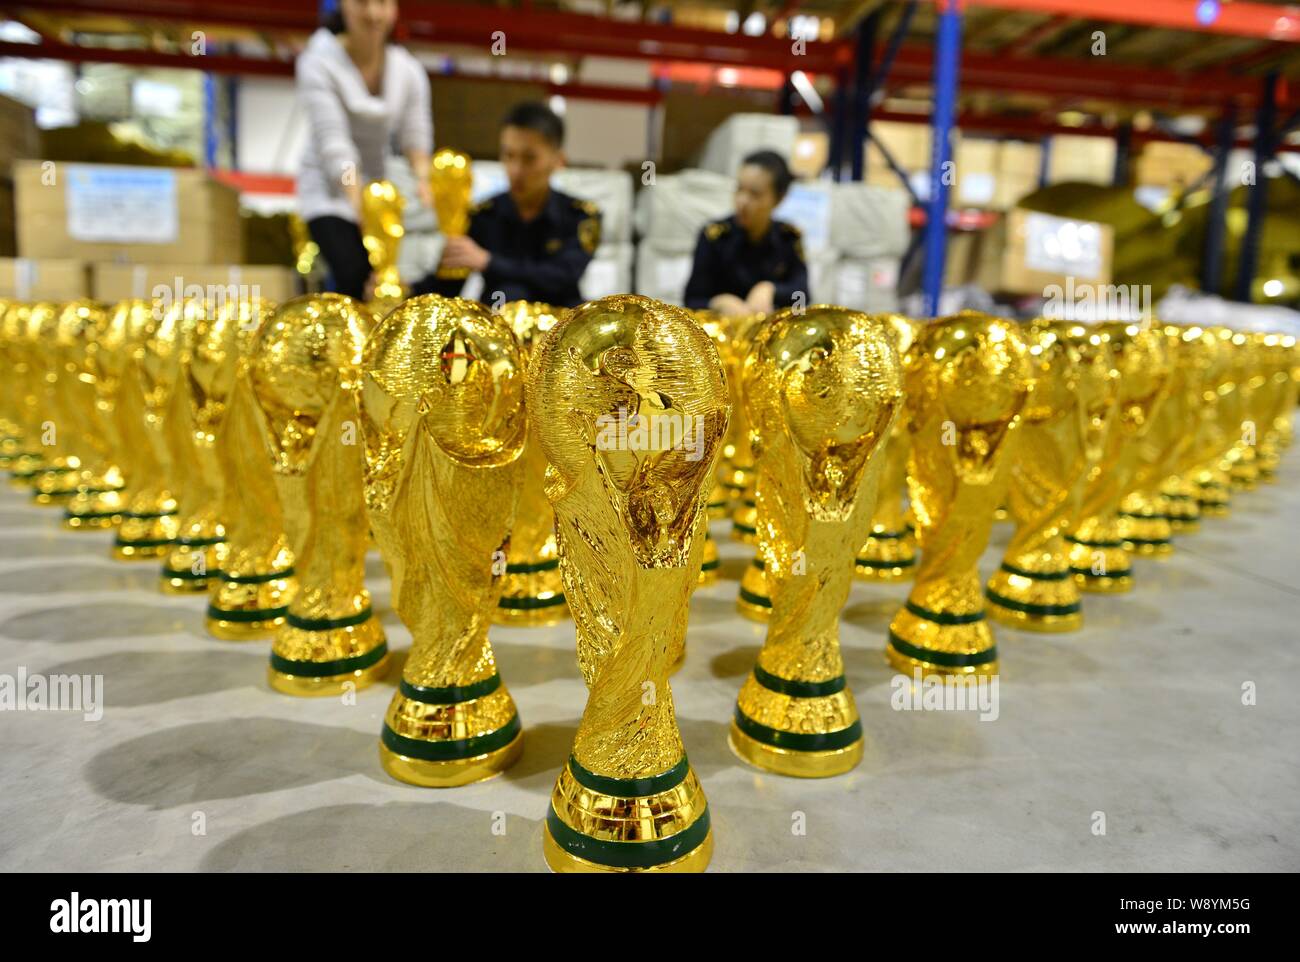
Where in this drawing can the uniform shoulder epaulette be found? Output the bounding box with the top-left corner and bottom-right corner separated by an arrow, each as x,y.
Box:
780,222 -> 802,237
571,197 -> 600,217
704,219 -> 731,241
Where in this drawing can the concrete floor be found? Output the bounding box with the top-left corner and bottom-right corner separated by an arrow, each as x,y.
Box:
1,459 -> 1297,873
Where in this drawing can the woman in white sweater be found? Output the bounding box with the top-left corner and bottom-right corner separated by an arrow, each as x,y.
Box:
296,0 -> 432,299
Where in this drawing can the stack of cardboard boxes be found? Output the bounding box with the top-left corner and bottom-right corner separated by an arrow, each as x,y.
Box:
0,94 -> 297,305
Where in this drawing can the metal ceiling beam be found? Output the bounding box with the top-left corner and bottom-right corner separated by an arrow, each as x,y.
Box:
929,0 -> 1300,42
2,0 -> 1282,109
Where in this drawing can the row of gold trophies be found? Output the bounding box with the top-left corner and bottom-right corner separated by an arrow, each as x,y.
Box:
1,287 -> 1296,872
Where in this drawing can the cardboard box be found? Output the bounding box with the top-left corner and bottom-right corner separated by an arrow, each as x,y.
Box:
1046,134 -> 1116,186
0,94 -> 39,180
994,141 -> 1044,209
15,161 -> 242,264
92,263 -> 299,304
954,139 -> 999,207
865,122 -> 962,195
1135,141 -> 1214,190
0,258 -> 90,300
974,207 -> 1113,296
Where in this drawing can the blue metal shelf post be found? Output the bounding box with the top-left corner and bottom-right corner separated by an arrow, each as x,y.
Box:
922,0 -> 964,318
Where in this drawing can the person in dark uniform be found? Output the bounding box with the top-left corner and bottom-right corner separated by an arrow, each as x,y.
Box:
683,150 -> 809,316
415,101 -> 600,307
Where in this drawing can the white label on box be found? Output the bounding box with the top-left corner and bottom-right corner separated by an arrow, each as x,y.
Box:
959,172 -> 995,205
1022,211 -> 1103,281
65,166 -> 179,244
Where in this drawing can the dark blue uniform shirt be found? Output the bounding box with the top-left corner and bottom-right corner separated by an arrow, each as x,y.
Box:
682,215 -> 810,310
418,188 -> 601,308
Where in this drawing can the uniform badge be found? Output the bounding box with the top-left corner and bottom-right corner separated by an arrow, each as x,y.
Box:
578,216 -> 601,254
546,238 -> 562,254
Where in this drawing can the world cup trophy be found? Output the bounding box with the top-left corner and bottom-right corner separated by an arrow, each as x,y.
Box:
62,299 -> 145,529
113,299 -> 205,558
1066,322 -> 1170,592
530,294 -> 728,873
162,297 -> 277,595
250,295 -> 389,695
885,312 -> 1033,677
54,301 -> 128,527
984,320 -> 1116,632
1192,326 -> 1238,516
1,302 -> 49,480
206,299 -> 297,639
1219,330 -> 1258,490
360,295 -> 528,785
731,307 -> 903,777
855,313 -> 919,582
27,302 -> 86,505
494,301 -> 570,624
431,148 -> 473,281
0,299 -> 21,469
361,180 -> 405,316
1117,324 -> 1194,556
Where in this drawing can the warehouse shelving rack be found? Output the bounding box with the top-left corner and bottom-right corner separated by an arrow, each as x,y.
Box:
0,0 -> 1296,311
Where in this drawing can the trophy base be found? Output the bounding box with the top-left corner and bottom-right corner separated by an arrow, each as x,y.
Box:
544,756 -> 712,873
984,563 -> 1082,633
494,557 -> 568,626
64,487 -> 128,530
985,596 -> 1083,633
543,823 -> 714,874
492,599 -> 569,626
727,718 -> 863,778
855,527 -> 916,582
706,482 -> 730,520
1124,540 -> 1174,558
160,572 -> 218,594
853,558 -> 915,582
267,651 -> 391,697
31,489 -> 77,507
380,678 -> 523,786
112,540 -> 175,561
698,532 -> 719,586
730,499 -> 758,544
1070,569 -> 1134,594
161,535 -> 226,594
208,567 -> 296,639
378,730 -> 523,788
62,510 -> 121,530
268,614 -> 390,696
886,600 -> 999,678
206,611 -> 286,640
114,509 -> 180,561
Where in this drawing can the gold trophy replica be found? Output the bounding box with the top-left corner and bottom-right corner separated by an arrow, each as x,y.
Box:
431,148 -> 473,281
984,321 -> 1115,632
1066,322 -> 1170,592
855,313 -> 919,581
530,294 -> 728,873
206,300 -> 297,639
731,307 -> 903,777
361,295 -> 528,786
361,179 -> 405,316
494,301 -> 570,624
250,295 -> 389,694
886,312 -> 1032,677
